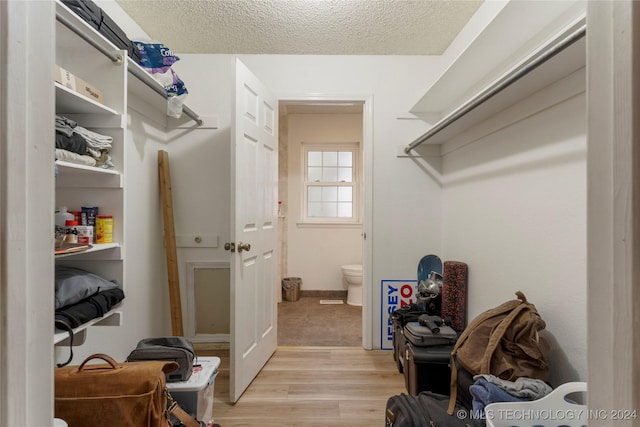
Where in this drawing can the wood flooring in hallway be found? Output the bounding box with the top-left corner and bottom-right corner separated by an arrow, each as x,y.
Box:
200,347 -> 406,427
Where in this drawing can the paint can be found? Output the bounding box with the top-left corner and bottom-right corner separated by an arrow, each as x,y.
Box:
95,215 -> 113,243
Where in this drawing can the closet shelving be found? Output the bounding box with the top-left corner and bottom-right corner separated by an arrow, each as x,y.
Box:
53,0 -> 207,351
405,17 -> 586,151
54,0 -> 127,349
56,0 -> 204,126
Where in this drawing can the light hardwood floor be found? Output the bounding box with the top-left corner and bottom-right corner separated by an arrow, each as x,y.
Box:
202,347 -> 406,427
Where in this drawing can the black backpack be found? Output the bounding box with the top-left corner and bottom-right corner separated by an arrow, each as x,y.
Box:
385,392 -> 485,427
55,288 -> 125,367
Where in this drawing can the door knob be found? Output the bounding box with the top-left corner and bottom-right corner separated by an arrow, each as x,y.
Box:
224,242 -> 236,252
237,242 -> 251,253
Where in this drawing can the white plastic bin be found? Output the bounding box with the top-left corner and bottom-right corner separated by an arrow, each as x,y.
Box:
484,382 -> 587,427
166,356 -> 221,423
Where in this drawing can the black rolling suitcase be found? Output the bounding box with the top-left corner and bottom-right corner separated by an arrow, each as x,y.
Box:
61,0 -> 141,63
404,342 -> 453,395
402,321 -> 458,395
390,304 -> 431,373
385,392 -> 484,427
404,321 -> 458,347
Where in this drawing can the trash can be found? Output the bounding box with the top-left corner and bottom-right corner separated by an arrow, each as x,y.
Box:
282,277 -> 301,302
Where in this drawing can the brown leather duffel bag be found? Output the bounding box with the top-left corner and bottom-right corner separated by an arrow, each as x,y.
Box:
447,291 -> 551,414
55,353 -> 178,427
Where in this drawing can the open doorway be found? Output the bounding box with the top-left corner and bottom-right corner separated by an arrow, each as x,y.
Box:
277,99 -> 366,347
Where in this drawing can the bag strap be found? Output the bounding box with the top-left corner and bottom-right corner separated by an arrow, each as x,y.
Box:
165,388 -> 202,427
447,357 -> 459,415
55,319 -> 75,368
447,291 -> 529,415
480,301 -> 532,373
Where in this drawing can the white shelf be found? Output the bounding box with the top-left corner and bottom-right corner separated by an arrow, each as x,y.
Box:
54,307 -> 122,345
56,160 -> 119,175
55,83 -> 119,115
55,0 -> 123,64
406,17 -> 586,148
55,243 -> 121,259
55,160 -> 123,188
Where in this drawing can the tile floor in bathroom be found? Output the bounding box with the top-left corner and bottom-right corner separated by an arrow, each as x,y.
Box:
278,296 -> 362,347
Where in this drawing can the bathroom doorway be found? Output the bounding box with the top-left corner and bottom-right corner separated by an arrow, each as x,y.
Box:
277,99 -> 367,347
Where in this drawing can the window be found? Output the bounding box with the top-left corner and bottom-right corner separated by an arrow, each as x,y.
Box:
302,143 -> 360,223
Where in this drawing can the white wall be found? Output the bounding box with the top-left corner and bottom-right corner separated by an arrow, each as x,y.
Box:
285,113 -> 363,291
441,80 -> 587,385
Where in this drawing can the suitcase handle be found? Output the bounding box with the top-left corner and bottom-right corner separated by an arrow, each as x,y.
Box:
78,353 -> 118,371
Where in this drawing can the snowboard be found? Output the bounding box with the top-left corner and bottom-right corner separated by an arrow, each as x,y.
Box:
416,254 -> 443,315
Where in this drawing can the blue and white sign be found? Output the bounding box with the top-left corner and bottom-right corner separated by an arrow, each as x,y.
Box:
380,279 -> 417,350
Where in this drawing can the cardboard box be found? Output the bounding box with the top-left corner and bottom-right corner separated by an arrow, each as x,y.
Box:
55,65 -> 104,104
166,356 -> 220,424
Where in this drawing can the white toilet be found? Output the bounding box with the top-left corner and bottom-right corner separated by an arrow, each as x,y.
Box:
341,264 -> 363,306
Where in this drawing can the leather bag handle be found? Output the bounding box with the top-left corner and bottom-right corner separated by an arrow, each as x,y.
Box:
77,353 -> 118,371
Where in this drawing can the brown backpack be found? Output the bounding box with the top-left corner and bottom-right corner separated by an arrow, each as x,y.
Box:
447,291 -> 550,414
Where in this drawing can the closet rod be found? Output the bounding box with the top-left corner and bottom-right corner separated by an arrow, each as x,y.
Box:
56,12 -> 203,126
127,66 -> 204,126
56,13 -> 123,64
404,21 -> 586,153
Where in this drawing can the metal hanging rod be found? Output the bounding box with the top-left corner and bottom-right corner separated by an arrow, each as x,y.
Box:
127,64 -> 204,126
404,20 -> 586,154
56,11 -> 203,126
56,12 -> 123,64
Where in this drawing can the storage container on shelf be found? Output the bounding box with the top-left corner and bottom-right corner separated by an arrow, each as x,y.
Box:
166,356 -> 221,424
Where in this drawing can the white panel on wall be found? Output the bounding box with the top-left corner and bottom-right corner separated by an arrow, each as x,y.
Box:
194,266 -> 230,335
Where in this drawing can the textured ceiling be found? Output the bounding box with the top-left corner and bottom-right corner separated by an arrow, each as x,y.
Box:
115,0 -> 484,55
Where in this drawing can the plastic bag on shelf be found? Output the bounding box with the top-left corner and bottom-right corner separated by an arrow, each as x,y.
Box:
133,41 -> 189,118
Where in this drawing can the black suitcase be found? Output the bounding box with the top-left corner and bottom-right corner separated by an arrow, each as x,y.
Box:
390,304 -> 431,373
404,322 -> 458,347
404,342 -> 453,395
385,391 -> 484,427
61,0 -> 141,63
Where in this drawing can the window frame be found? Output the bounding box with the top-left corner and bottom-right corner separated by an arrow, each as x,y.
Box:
300,142 -> 361,225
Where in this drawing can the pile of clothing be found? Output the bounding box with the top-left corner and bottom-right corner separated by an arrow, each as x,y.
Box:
55,115 -> 114,169
470,374 -> 553,417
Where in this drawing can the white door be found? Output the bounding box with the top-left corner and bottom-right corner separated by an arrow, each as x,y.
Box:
230,58 -> 278,402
